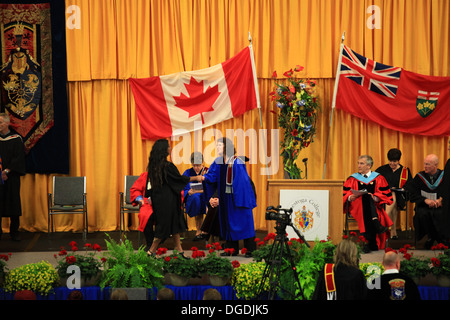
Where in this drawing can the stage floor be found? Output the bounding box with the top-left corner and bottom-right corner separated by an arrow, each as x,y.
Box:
0,229 -> 436,270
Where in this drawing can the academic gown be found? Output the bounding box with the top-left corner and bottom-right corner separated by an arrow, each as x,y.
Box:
130,162 -> 189,238
0,131 -> 26,219
442,159 -> 450,240
375,164 -> 412,209
204,156 -> 256,241
182,167 -> 208,218
130,172 -> 153,232
407,170 -> 446,241
343,172 -> 393,249
313,264 -> 368,300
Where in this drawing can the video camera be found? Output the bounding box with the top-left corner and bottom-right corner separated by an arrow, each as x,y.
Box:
265,205 -> 293,225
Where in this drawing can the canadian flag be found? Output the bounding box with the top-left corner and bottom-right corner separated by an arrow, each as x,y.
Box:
129,47 -> 260,140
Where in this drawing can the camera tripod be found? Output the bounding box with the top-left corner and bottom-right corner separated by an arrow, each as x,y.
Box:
258,208 -> 309,300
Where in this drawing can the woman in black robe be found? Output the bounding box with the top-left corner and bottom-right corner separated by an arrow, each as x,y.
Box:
146,139 -> 202,257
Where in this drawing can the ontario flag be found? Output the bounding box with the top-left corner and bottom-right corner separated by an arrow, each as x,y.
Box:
334,45 -> 450,136
129,47 -> 260,140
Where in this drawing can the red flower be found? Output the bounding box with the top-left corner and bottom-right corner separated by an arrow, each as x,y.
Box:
272,71 -> 277,79
165,256 -> 171,262
232,260 -> 240,268
294,65 -> 304,72
431,257 -> 441,267
66,255 -> 76,264
84,243 -> 92,248
291,129 -> 299,137
69,241 -> 77,247
283,69 -> 293,78
241,248 -> 247,255
58,249 -> 67,256
92,244 -> 101,252
101,257 -> 107,263
157,247 -> 167,255
403,253 -> 412,261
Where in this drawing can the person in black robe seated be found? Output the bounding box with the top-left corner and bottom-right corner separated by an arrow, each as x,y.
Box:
406,154 -> 446,249
376,148 -> 412,239
440,139 -> 450,246
368,250 -> 421,300
313,239 -> 367,300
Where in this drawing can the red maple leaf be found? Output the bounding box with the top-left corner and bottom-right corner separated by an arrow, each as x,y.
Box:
173,76 -> 221,124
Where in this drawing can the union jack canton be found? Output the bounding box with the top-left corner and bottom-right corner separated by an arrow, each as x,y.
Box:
340,45 -> 402,99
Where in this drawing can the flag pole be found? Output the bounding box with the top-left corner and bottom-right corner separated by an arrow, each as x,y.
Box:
248,32 -> 263,129
323,31 -> 345,179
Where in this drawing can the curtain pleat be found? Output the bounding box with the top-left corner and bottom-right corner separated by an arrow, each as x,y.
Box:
12,0 -> 449,234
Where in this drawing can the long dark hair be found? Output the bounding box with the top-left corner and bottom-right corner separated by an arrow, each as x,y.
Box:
147,139 -> 170,189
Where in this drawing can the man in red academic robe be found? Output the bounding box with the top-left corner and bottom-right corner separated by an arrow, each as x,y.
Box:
343,155 -> 393,252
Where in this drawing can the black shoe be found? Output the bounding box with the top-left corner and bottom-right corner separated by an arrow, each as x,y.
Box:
179,252 -> 191,259
424,239 -> 434,250
375,221 -> 389,234
192,235 -> 203,241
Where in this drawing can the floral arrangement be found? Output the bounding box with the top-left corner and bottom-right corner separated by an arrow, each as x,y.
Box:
202,244 -> 234,279
270,66 -> 320,179
162,250 -> 200,279
54,241 -> 103,280
0,253 -> 11,282
231,262 -> 269,300
360,262 -> 384,280
3,261 -> 59,295
429,243 -> 450,277
399,244 -> 430,280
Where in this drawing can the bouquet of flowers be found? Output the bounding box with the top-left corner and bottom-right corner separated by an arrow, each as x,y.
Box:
270,66 -> 320,179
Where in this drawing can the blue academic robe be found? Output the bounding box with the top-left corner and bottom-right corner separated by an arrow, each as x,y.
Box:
204,156 -> 256,241
182,167 -> 207,217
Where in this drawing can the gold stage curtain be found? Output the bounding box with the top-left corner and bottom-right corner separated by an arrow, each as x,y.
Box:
12,0 -> 449,234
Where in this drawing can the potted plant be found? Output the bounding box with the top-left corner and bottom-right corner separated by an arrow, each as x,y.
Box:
55,241 -> 103,287
3,261 -> 59,296
162,251 -> 200,286
99,235 -> 164,293
0,253 -> 11,286
231,262 -> 269,300
201,250 -> 234,286
269,66 -> 320,179
429,243 -> 450,287
399,244 -> 431,285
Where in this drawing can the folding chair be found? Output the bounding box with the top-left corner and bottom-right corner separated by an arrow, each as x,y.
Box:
48,176 -> 88,240
119,175 -> 141,246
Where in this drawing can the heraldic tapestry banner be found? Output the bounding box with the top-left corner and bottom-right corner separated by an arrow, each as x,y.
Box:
0,1 -> 69,173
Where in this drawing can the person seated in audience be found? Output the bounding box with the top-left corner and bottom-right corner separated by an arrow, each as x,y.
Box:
157,287 -> 175,300
313,239 -> 367,300
203,288 -> 222,300
368,250 -> 421,300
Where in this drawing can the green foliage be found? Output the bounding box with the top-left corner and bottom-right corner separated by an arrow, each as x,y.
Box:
163,251 -> 200,278
54,241 -> 103,280
252,235 -> 336,300
99,235 -> 164,289
201,252 -> 234,278
3,261 -> 59,295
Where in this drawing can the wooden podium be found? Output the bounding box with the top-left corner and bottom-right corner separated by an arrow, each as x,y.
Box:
266,179 -> 344,245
